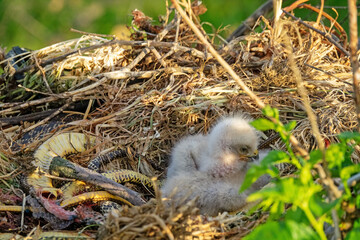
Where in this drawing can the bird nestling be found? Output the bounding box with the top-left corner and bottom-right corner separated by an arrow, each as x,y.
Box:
161,115 -> 271,216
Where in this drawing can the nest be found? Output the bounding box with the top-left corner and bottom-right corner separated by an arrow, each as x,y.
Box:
0,0 -> 357,238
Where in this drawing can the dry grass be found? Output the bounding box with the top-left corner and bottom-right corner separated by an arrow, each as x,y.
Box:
0,1 -> 357,238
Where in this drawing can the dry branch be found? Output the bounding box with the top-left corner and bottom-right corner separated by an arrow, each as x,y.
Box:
348,0 -> 360,132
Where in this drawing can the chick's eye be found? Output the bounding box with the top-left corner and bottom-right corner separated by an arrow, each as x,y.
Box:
240,147 -> 248,153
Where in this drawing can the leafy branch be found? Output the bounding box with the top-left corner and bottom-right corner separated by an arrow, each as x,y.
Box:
241,106 -> 360,240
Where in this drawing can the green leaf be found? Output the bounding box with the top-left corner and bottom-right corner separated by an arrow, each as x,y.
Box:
251,118 -> 276,131
285,208 -> 308,224
244,220 -> 320,240
356,195 -> 360,208
247,178 -> 322,209
309,194 -> 340,217
299,163 -> 313,185
261,150 -> 291,165
262,105 -> 280,120
339,132 -> 360,143
240,150 -> 288,192
239,165 -> 277,192
340,164 -> 360,182
309,149 -> 323,165
345,218 -> 360,240
284,120 -> 297,132
326,144 -> 346,169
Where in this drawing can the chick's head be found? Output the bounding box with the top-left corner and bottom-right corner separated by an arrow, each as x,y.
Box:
201,116 -> 259,176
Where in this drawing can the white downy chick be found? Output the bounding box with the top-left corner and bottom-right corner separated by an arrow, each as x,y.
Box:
161,115 -> 271,216
166,134 -> 207,178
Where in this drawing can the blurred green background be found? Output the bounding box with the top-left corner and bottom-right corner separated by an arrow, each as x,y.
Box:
0,0 -> 353,50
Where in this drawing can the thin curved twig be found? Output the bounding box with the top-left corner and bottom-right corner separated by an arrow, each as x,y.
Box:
226,0 -> 274,42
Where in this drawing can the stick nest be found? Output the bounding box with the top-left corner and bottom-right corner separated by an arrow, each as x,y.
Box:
0,2 -> 356,239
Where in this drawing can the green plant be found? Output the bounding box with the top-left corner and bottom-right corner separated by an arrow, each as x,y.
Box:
241,105 -> 360,240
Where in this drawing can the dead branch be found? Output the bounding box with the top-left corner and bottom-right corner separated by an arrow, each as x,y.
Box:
226,0 -> 274,41
348,0 -> 360,132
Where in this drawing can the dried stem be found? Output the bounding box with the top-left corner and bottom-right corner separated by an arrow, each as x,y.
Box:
33,55 -> 53,94
227,0 -> 274,41
284,35 -> 325,152
348,0 -> 360,132
315,0 -> 324,25
284,32 -> 341,240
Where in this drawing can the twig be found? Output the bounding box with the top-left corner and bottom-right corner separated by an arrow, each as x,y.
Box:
83,99 -> 93,120
175,12 -> 181,42
282,10 -> 350,56
273,0 -> 283,39
282,0 -> 348,44
33,55 -> 53,94
171,0 -> 309,158
19,84 -> 55,96
70,28 -> 116,39
44,173 -> 76,182
348,0 -> 360,132
150,47 -> 167,67
20,193 -> 26,232
338,172 -> 360,191
303,63 -> 342,81
147,214 -> 174,240
284,35 -> 325,152
123,47 -> 151,71
0,110 -> 57,127
100,67 -> 200,80
300,4 -> 348,45
285,33 -> 342,239
0,168 -> 22,179
315,0 -> 324,26
226,0 -> 274,41
50,156 -> 145,206
131,26 -> 158,37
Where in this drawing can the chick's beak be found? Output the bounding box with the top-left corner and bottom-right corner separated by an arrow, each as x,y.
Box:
247,149 -> 259,162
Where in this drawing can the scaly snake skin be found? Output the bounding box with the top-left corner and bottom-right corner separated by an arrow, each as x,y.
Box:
0,132 -> 155,236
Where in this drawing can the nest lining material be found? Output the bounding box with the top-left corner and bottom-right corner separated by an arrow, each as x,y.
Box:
0,4 -> 356,239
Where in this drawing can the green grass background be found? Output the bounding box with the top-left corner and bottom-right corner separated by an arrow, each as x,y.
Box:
0,0 -> 352,50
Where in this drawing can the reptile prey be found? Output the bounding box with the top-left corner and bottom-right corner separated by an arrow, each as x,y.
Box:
10,132 -> 150,223
61,169 -> 154,199
60,191 -> 133,208
87,149 -> 129,172
49,156 -> 145,206
27,133 -> 96,199
28,132 -> 145,206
